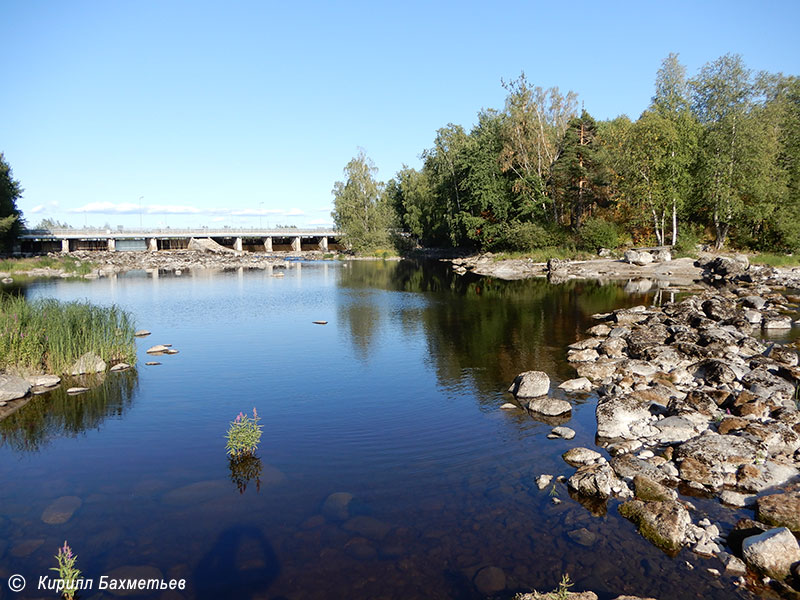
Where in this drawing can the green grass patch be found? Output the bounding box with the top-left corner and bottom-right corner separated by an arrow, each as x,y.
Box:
0,256 -> 94,276
749,253 -> 800,267
490,247 -> 595,262
0,295 -> 136,375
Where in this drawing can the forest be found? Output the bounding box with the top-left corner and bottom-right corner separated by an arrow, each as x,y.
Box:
332,53 -> 800,255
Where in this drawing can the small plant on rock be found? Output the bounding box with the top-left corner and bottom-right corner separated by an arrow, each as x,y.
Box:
225,408 -> 263,459
51,541 -> 81,600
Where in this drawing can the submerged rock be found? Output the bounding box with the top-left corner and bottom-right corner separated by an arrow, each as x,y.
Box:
41,495 -> 82,524
568,463 -> 628,498
563,447 -> 603,467
322,492 -> 354,521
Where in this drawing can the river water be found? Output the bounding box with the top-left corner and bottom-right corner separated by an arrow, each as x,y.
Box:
0,260 -> 756,600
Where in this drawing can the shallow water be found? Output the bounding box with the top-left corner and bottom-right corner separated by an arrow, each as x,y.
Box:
0,261 -> 758,600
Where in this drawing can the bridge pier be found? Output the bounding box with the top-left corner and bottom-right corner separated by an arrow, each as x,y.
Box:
264,237 -> 273,252
107,238 -> 116,252
291,236 -> 301,252
234,237 -> 243,252
61,239 -> 70,253
318,236 -> 328,251
147,238 -> 158,252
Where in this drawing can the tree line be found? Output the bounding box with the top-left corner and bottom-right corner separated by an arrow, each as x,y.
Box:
332,53 -> 800,254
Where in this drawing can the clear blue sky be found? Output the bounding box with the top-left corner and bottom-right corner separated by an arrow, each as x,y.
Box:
2,0 -> 798,229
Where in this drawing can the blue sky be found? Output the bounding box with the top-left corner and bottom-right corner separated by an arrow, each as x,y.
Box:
2,0 -> 798,229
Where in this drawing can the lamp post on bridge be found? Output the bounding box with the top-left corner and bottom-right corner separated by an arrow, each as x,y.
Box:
139,196 -> 144,229
259,202 -> 263,229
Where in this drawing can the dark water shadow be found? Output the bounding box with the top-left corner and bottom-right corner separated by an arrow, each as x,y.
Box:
193,525 -> 280,600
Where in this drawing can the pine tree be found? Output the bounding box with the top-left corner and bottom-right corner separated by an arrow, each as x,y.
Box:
0,153 -> 24,253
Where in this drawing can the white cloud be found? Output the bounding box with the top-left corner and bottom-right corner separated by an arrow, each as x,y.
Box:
283,208 -> 305,216
49,201 -> 60,208
69,202 -> 140,214
211,216 -> 226,222
67,202 -> 313,219
146,204 -> 204,215
30,205 -> 45,213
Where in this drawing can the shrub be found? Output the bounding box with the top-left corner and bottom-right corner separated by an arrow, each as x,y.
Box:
577,217 -> 619,252
492,221 -> 567,252
225,408 -> 263,458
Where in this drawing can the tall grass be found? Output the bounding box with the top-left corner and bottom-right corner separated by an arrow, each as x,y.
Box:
0,256 -> 93,276
0,295 -> 136,375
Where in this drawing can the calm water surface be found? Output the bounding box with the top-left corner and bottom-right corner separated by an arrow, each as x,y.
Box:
0,261 -> 756,600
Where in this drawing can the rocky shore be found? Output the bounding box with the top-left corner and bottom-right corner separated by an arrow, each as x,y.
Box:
508,260 -> 800,598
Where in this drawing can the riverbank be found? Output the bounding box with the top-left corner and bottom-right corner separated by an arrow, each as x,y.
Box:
507,262 -> 800,598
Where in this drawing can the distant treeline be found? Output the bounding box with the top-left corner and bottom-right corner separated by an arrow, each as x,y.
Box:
332,53 -> 800,254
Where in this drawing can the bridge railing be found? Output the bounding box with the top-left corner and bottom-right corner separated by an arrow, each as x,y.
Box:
22,227 -> 340,237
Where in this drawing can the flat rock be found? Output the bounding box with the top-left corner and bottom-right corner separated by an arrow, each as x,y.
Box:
499,403 -> 518,410
145,362 -> 161,366
535,474 -> 553,490
66,387 -> 90,394
527,397 -> 571,416
596,393 -> 656,440
342,516 -> 391,541
0,374 -> 31,401
742,527 -> 800,580
70,351 -> 106,375
10,538 -> 45,557
110,362 -> 132,372
41,495 -> 82,524
550,426 -> 576,440
756,491 -> 800,532
567,527 -> 598,547
508,370 -> 550,398
146,344 -> 170,354
632,474 -> 675,502
26,374 -> 60,387
558,377 -> 592,392
563,447 -> 602,466
720,490 -> 757,508
567,348 -> 600,363
134,330 -> 151,337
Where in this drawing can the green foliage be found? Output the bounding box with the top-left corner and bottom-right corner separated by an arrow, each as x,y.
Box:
51,541 -> 82,600
0,295 -> 136,375
332,150 -> 391,252
749,253 -> 800,267
0,255 -> 93,276
672,223 -> 704,257
491,221 -> 567,252
577,216 -> 619,252
0,153 -> 24,254
225,408 -> 263,458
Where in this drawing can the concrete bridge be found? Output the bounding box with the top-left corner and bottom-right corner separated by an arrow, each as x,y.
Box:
19,227 -> 342,254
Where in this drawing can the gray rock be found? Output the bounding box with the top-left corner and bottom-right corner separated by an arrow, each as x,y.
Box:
70,351 -> 107,375
66,387 -> 90,394
134,329 -> 151,337
569,337 -> 603,350
568,463 -> 628,498
558,377 -> 592,392
563,447 -> 603,466
527,397 -> 571,416
41,496 -> 82,524
674,432 -> 760,486
146,344 -> 170,354
0,374 -> 31,401
600,336 -> 628,358
499,403 -> 518,410
742,296 -> 767,310
736,461 -> 799,493
763,316 -> 792,330
568,527 -> 599,547
508,370 -> 550,398
576,359 -> 619,382
742,527 -> 800,580
653,416 -> 703,444
26,374 -> 60,387
550,426 -> 576,440
596,393 -> 657,440
720,490 -> 757,508
536,474 -> 553,490
110,362 -> 132,372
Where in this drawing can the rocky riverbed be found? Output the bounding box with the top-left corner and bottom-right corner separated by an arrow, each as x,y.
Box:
507,260 -> 800,598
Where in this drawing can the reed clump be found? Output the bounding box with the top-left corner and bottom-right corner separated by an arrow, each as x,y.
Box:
0,295 -> 136,375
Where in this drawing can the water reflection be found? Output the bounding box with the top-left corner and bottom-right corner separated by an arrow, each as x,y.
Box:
229,455 -> 263,494
0,369 -> 138,452
337,260 -> 659,397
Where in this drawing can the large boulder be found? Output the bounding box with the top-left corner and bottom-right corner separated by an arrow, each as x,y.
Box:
596,392 -> 657,440
508,371 -> 550,398
742,527 -> 800,580
618,499 -> 690,554
70,352 -> 107,375
0,374 -> 31,402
